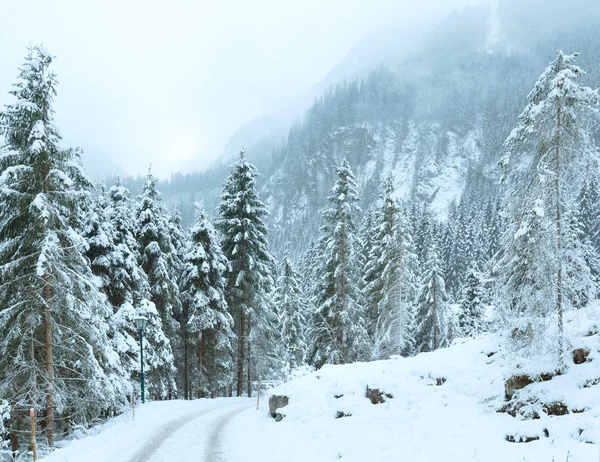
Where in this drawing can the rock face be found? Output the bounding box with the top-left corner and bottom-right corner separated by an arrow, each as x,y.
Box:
269,395 -> 289,420
573,348 -> 590,365
504,375 -> 534,400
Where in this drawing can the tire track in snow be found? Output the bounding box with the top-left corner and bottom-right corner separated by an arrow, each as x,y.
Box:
127,401 -> 248,462
203,406 -> 247,462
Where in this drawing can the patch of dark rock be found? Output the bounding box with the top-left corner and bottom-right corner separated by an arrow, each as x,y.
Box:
269,395 -> 289,419
335,411 -> 352,419
504,372 -> 560,400
571,408 -> 587,414
498,401 -> 540,420
334,394 -> 343,399
504,375 -> 534,400
505,435 -> 539,443
543,428 -> 549,438
275,412 -> 285,422
486,352 -> 497,358
543,402 -> 568,416
435,377 -> 446,386
573,348 -> 590,365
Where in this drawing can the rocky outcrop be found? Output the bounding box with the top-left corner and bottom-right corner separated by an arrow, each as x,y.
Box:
269,395 -> 289,421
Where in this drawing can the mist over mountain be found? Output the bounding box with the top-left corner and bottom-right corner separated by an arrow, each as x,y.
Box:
115,0 -> 600,257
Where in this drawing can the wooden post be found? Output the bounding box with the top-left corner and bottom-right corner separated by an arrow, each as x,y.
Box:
256,375 -> 261,410
30,408 -> 37,462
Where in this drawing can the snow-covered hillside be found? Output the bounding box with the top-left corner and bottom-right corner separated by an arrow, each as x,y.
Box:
227,304 -> 600,462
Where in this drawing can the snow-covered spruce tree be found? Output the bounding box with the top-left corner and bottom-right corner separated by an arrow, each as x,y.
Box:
307,159 -> 369,367
414,225 -> 450,353
167,205 -> 187,395
496,51 -> 599,371
180,211 -> 235,399
134,169 -> 180,396
216,149 -> 276,397
0,46 -> 128,446
576,179 -> 600,300
364,175 -> 418,359
102,178 -> 176,400
274,256 -> 308,375
458,260 -> 485,337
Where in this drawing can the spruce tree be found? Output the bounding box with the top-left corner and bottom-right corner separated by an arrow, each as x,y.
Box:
364,175 -> 418,359
274,256 -> 308,375
216,149 -> 276,396
414,227 -> 450,353
308,159 -> 368,367
106,178 -> 176,399
0,46 -> 128,445
458,260 -> 485,337
497,51 -> 599,370
134,169 -> 180,396
180,211 -> 235,398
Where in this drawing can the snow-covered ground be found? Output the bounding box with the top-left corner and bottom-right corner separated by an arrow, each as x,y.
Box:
43,305 -> 600,462
230,305 -> 600,462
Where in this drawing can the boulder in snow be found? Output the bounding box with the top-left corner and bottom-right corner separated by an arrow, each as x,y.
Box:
269,395 -> 289,419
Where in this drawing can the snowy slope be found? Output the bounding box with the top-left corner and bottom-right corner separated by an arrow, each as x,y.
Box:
226,305 -> 600,462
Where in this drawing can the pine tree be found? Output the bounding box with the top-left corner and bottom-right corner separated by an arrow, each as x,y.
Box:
106,178 -> 176,399
458,260 -> 485,337
134,169 -> 180,396
497,51 -> 600,370
0,46 -> 128,445
414,227 -> 450,353
216,149 -> 276,396
180,211 -> 235,398
308,159 -> 369,367
274,257 -> 307,375
364,175 -> 418,359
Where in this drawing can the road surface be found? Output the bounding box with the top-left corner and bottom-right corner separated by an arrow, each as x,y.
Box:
42,398 -> 254,462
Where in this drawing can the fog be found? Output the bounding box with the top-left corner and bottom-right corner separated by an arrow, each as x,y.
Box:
0,0 -> 492,178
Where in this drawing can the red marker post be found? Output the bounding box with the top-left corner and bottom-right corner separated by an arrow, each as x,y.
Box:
30,408 -> 37,461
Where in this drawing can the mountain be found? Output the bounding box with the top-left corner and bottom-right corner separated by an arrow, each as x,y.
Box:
117,0 -> 600,258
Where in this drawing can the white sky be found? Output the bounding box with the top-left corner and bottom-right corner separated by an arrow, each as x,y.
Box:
0,0 -> 491,178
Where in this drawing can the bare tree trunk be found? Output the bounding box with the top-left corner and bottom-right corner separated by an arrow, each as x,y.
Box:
183,325 -> 188,400
43,282 -> 54,447
247,316 -> 252,397
236,310 -> 245,397
555,102 -> 565,370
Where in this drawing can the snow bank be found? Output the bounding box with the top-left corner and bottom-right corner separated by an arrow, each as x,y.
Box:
228,305 -> 600,462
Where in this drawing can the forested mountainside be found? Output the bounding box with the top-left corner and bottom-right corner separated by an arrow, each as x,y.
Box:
113,0 -> 600,258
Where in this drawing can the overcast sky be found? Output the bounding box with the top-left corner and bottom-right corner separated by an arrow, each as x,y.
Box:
0,0 -> 492,179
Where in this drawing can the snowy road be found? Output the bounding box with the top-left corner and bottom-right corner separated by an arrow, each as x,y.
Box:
129,402 -> 248,462
43,398 -> 254,462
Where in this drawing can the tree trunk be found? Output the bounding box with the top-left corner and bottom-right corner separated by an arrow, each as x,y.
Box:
338,224 -> 346,361
236,310 -> 245,397
43,282 -> 54,447
555,101 -> 565,370
183,324 -> 188,400
247,316 -> 252,397
41,92 -> 55,447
